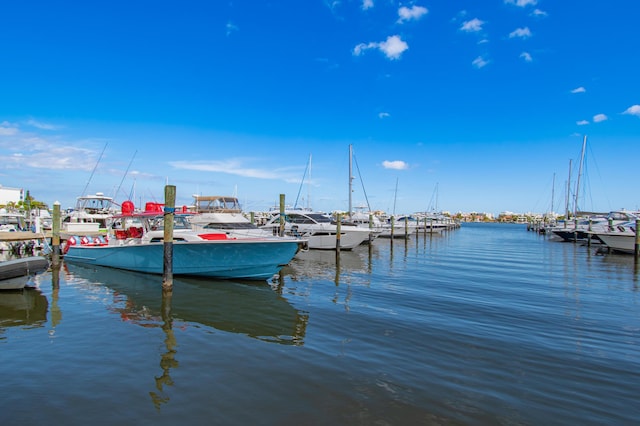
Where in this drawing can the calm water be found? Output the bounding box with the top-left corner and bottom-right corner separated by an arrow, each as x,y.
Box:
1,223 -> 639,425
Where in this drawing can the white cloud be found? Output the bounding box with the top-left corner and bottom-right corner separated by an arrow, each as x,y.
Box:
0,142 -> 96,170
0,122 -> 19,136
226,21 -> 238,36
509,27 -> 532,39
353,35 -> 408,60
382,160 -> 408,170
379,35 -> 408,59
593,114 -> 608,123
472,56 -> 489,68
576,120 -> 589,126
571,87 -> 586,94
397,5 -> 428,23
520,52 -> 532,62
170,159 -> 296,180
505,0 -> 537,7
25,119 -> 60,130
622,105 -> 640,117
378,112 -> 390,119
531,8 -> 547,17
460,18 -> 484,32
362,0 -> 373,10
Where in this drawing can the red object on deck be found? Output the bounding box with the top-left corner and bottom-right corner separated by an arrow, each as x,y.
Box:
198,233 -> 229,240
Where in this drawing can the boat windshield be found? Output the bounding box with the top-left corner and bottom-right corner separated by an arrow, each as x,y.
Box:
76,195 -> 114,213
201,222 -> 259,230
285,213 -> 331,224
147,215 -> 192,230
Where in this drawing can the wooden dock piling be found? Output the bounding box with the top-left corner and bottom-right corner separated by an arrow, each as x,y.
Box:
52,201 -> 61,267
162,185 -> 176,291
335,213 -> 341,252
635,218 -> 640,258
279,194 -> 285,237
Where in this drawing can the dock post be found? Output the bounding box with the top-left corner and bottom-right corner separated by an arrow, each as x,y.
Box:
335,213 -> 341,253
51,201 -> 61,267
279,194 -> 285,237
635,218 -> 640,258
162,185 -> 176,292
405,217 -> 409,238
390,216 -> 395,239
369,213 -> 374,243
587,218 -> 593,246
250,212 -> 255,225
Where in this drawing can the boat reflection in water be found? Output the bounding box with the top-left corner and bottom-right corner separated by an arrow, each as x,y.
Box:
0,287 -> 49,332
282,245 -> 375,284
63,263 -> 308,345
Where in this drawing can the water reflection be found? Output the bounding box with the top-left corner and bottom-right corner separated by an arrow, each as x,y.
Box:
282,246 -> 374,283
149,291 -> 177,409
0,287 -> 48,334
63,263 -> 308,345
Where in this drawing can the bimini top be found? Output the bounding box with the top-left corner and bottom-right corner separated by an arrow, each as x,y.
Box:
192,195 -> 242,213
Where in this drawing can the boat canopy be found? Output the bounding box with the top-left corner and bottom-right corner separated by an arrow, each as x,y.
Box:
192,196 -> 242,213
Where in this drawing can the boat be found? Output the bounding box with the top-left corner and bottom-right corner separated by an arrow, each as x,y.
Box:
375,214 -> 418,239
62,192 -> 118,233
0,208 -> 28,232
0,256 -> 49,290
413,212 -> 456,233
260,208 -> 371,250
63,200 -> 303,280
64,263 -> 308,345
550,210 -> 639,242
348,209 -> 384,241
188,195 -> 289,240
591,221 -> 638,254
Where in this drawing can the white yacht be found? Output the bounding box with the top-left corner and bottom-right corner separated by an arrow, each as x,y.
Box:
591,220 -> 638,254
188,195 -> 277,239
63,192 -> 118,233
260,209 -> 371,250
0,208 -> 28,232
377,215 -> 418,239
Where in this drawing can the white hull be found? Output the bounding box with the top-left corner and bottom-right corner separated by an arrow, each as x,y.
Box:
595,233 -> 637,254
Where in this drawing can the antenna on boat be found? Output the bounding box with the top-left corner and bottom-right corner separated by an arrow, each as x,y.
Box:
81,142 -> 108,196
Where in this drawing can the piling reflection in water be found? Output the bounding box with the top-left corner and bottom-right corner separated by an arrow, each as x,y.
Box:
62,263 -> 309,345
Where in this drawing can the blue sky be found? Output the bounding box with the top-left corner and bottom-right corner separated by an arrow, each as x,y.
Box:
1,0 -> 639,216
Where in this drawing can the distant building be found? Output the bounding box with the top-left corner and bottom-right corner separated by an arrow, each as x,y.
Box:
0,184 -> 24,205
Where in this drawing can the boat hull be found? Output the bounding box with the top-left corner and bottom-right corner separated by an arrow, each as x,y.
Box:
306,229 -> 370,250
595,233 -> 637,254
64,239 -> 300,280
0,256 -> 49,290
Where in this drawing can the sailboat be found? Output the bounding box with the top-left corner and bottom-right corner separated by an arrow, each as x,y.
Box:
345,145 -> 384,240
549,135 -> 631,242
260,150 -> 371,250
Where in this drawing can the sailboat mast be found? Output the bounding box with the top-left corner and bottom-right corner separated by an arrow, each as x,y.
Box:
348,144 -> 353,217
392,177 -> 398,216
565,159 -> 572,220
81,142 -> 108,196
308,154 -> 312,210
551,173 -> 555,217
574,135 -> 587,218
